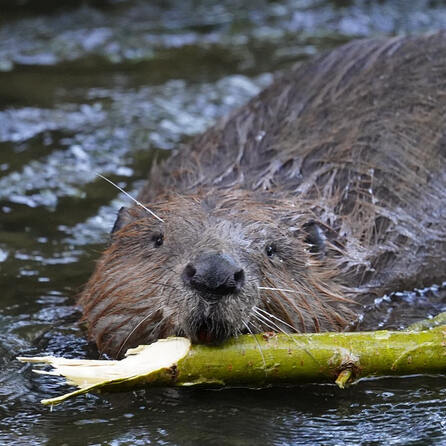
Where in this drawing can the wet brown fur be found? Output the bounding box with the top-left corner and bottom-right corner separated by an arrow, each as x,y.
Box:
79,32 -> 446,358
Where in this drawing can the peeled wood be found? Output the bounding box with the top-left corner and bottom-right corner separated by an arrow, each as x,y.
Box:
18,326 -> 446,406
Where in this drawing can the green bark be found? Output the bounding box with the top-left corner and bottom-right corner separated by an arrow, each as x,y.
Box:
18,326 -> 446,406
171,328 -> 446,385
406,311 -> 446,331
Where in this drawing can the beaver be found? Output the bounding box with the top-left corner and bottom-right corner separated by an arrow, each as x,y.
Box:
79,32 -> 446,358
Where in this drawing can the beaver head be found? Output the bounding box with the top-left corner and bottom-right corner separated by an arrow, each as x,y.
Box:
79,188 -> 356,358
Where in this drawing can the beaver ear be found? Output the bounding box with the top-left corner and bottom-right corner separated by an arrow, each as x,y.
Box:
111,206 -> 134,235
302,221 -> 327,256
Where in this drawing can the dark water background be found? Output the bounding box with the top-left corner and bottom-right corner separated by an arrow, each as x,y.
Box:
1,1 -> 446,444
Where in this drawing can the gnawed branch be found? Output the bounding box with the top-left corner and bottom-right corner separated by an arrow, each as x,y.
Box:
18,325 -> 446,406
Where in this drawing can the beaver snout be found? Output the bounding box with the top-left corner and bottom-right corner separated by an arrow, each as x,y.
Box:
182,251 -> 245,299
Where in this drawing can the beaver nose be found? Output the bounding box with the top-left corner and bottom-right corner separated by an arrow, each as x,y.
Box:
182,252 -> 245,298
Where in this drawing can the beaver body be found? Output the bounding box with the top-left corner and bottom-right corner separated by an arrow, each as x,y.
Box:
79,32 -> 446,358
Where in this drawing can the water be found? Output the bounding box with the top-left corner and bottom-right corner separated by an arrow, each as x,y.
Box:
1,1 -> 446,444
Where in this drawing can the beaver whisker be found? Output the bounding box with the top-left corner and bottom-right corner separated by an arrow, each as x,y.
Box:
97,304 -> 161,345
259,282 -> 300,326
259,281 -> 307,331
254,306 -> 298,333
115,306 -> 165,358
143,317 -> 167,341
257,284 -> 327,331
243,317 -> 263,336
98,304 -> 165,357
251,311 -> 284,335
251,306 -> 290,334
242,320 -> 266,370
97,173 -> 164,223
252,307 -> 320,365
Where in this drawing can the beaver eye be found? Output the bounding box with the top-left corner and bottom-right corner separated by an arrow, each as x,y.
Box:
265,243 -> 276,257
152,233 -> 164,247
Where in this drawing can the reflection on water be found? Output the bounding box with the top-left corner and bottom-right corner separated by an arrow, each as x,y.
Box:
1,0 -> 446,444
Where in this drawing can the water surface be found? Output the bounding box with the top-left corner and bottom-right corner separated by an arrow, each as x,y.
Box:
1,1 -> 446,444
